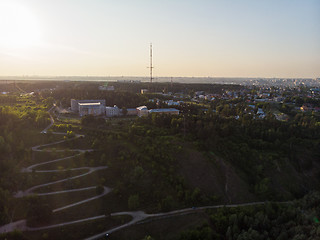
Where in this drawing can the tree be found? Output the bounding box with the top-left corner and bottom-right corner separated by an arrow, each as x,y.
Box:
141,236 -> 155,240
160,195 -> 175,211
96,185 -> 104,195
26,196 -> 52,225
81,114 -> 95,126
128,194 -> 139,210
0,188 -> 10,225
42,97 -> 55,108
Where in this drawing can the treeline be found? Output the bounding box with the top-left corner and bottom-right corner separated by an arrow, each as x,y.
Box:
0,108 -> 27,225
134,110 -> 320,200
110,82 -> 242,95
43,88 -> 148,108
0,95 -> 17,104
284,96 -> 320,107
40,81 -> 245,109
0,96 -> 51,225
178,191 -> 320,240
82,121 -> 219,213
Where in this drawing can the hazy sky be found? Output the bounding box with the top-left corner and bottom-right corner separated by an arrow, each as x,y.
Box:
0,0 -> 319,78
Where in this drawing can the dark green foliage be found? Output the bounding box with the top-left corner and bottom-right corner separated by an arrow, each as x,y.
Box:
0,96 -> 54,225
141,236 -> 155,240
81,115 -> 105,127
0,82 -> 319,239
26,195 -> 52,226
133,102 -> 320,200
128,194 -> 140,210
96,185 -> 104,195
179,192 -> 320,240
0,230 -> 29,240
0,188 -> 11,225
179,222 -> 214,240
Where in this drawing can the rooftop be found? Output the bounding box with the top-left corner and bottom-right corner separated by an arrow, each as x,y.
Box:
149,108 -> 179,113
136,106 -> 148,111
78,102 -> 101,106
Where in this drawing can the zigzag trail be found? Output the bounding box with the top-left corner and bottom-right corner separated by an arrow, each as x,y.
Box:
0,107 -> 112,234
0,106 -> 291,239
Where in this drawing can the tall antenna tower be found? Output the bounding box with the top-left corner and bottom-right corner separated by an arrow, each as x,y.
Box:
148,43 -> 154,83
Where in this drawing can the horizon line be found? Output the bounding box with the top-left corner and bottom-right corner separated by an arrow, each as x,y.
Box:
0,75 -> 318,79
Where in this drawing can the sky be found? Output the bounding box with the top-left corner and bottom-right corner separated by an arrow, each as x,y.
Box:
0,0 -> 319,78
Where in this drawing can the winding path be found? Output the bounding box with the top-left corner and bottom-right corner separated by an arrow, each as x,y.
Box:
0,107 -> 291,240
0,107 -> 111,234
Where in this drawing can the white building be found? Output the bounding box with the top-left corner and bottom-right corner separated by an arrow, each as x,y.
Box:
78,102 -> 105,117
106,105 -> 120,117
71,99 -> 106,113
136,106 -> 149,117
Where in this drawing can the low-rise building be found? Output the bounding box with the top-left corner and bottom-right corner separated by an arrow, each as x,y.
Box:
165,100 -> 180,106
78,102 -> 105,117
149,108 -> 179,115
71,99 -> 106,113
99,85 -> 115,91
256,108 -> 266,119
141,89 -> 149,94
106,105 -> 120,117
136,106 -> 149,117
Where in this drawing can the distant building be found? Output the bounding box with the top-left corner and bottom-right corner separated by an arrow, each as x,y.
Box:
195,91 -> 204,96
255,99 -> 269,102
205,95 -> 215,101
165,100 -> 180,106
149,108 -> 179,115
106,105 -> 120,117
71,99 -> 106,113
257,108 -> 264,115
141,89 -> 149,94
117,80 -> 141,83
300,104 -> 313,112
78,102 -> 105,117
99,85 -> 115,91
256,108 -> 266,119
136,106 -> 149,117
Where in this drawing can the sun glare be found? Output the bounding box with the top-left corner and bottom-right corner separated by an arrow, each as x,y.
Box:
0,1 -> 42,49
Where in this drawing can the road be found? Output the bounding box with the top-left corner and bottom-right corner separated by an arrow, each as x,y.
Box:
41,105 -> 55,134
83,201 -> 277,240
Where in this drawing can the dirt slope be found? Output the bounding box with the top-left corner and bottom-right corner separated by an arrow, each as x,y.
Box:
177,144 -> 257,204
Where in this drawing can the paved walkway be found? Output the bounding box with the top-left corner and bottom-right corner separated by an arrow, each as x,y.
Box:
0,106 -> 291,239
0,107 -> 111,234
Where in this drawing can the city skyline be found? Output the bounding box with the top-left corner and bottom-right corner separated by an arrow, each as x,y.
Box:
0,0 -> 319,78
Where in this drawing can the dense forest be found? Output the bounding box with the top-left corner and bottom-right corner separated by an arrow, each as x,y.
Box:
0,96 -> 51,226
0,81 -> 319,239
178,192 -> 320,240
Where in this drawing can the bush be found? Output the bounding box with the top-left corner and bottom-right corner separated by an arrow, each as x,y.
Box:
128,194 -> 139,210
